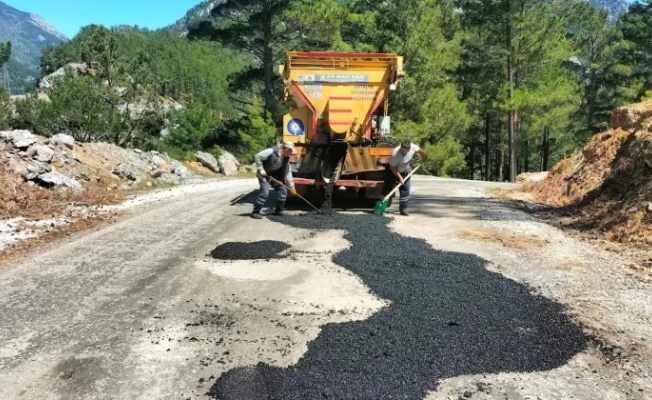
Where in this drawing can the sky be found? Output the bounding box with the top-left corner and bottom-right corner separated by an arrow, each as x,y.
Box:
4,0 -> 201,38
4,0 -> 644,40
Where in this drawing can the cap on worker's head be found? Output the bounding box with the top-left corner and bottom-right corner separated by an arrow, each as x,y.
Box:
401,140 -> 411,148
282,142 -> 295,152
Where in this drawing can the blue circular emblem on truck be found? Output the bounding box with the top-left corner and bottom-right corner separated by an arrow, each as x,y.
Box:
287,118 -> 305,136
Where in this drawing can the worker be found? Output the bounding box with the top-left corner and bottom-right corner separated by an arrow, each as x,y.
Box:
381,140 -> 427,216
251,142 -> 298,218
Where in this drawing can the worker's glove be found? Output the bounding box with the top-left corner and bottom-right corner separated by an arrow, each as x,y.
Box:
289,188 -> 298,197
258,170 -> 267,177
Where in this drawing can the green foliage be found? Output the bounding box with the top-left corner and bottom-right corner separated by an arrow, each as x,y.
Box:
388,0 -> 472,154
617,1 -> 652,99
187,0 -> 347,117
218,96 -> 278,162
12,24 -> 244,159
159,105 -> 223,159
0,40 -> 10,127
0,87 -> 10,129
396,83 -> 473,145
422,137 -> 467,177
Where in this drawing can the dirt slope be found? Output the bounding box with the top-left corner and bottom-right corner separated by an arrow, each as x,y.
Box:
530,98 -> 652,246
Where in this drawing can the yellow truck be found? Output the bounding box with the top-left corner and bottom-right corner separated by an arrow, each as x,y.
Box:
278,51 -> 405,201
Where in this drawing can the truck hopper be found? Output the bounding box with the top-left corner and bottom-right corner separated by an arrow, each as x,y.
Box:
278,51 -> 404,201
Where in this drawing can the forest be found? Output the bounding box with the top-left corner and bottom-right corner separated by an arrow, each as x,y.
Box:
0,0 -> 651,181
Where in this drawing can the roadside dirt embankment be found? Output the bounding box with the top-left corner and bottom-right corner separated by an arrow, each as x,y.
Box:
528,98 -> 652,249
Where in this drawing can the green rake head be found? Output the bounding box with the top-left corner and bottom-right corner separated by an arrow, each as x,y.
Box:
374,199 -> 389,215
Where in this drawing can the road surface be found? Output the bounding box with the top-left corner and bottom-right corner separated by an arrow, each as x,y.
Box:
0,177 -> 650,400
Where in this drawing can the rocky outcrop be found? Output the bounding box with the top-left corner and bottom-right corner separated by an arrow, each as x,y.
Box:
1,129 -> 36,148
51,133 -> 75,149
35,171 -> 83,191
218,151 -> 240,176
195,151 -> 220,173
1,128 -> 248,198
0,130 -> 226,193
38,63 -> 91,90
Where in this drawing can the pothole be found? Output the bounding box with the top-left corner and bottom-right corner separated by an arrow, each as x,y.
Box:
210,241 -> 291,260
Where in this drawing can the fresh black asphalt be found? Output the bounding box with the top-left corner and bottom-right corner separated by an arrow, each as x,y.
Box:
210,241 -> 291,260
207,213 -> 588,399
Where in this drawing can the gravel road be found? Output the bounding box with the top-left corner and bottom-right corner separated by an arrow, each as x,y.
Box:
0,177 -> 650,400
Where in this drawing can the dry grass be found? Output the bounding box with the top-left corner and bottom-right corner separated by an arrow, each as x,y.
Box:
0,166 -> 125,220
455,228 -> 550,250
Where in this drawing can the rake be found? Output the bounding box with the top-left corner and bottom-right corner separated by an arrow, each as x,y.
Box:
374,164 -> 421,216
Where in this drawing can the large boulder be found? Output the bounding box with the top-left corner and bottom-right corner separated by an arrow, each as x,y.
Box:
152,154 -> 168,168
38,63 -> 90,90
51,133 -> 75,149
27,144 -> 55,162
32,171 -> 83,191
170,160 -> 193,179
218,151 -> 240,176
0,130 -> 36,149
112,164 -> 139,181
25,162 -> 52,179
195,151 -> 220,173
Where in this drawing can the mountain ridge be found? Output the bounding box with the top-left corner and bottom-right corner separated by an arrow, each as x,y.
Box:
0,0 -> 68,94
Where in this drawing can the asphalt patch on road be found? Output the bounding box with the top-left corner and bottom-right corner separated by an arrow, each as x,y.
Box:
209,240 -> 291,260
208,213 -> 588,399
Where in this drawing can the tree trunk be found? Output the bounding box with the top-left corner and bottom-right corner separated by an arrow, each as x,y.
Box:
541,127 -> 550,171
469,142 -> 475,180
497,148 -> 503,182
524,140 -> 529,172
587,68 -> 597,132
506,2 -> 516,182
485,113 -> 490,181
262,13 -> 275,116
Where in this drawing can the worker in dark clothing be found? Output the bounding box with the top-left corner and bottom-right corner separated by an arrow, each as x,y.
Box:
251,142 -> 298,218
380,140 -> 427,216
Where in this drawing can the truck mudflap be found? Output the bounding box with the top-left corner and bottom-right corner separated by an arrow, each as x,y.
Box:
294,178 -> 383,188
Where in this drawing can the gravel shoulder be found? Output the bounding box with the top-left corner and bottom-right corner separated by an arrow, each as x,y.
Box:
0,176 -> 649,400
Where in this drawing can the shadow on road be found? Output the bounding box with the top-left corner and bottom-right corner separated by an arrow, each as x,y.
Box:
230,188 -> 533,222
207,213 -> 588,399
229,188 -> 378,213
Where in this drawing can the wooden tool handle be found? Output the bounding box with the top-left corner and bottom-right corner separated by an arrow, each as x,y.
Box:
267,176 -> 322,213
383,164 -> 421,201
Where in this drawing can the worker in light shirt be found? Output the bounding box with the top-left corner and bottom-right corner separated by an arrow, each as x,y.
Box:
380,140 -> 427,216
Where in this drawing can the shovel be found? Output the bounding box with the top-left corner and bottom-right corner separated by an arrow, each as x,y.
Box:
267,176 -> 322,214
374,164 -> 421,216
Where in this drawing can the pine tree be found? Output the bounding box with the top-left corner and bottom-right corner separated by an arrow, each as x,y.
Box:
0,41 -> 10,68
187,0 -> 346,117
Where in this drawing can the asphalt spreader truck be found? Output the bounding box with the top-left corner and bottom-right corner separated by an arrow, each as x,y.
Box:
278,51 -> 405,202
